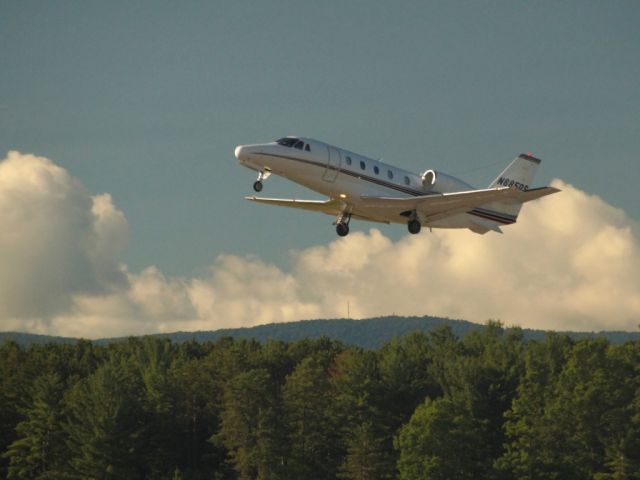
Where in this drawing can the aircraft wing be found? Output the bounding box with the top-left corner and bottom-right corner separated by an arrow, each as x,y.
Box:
245,196 -> 343,215
245,196 -> 390,223
360,186 -> 560,222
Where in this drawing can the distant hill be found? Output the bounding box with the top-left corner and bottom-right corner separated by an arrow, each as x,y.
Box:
0,331 -> 78,345
2,315 -> 640,348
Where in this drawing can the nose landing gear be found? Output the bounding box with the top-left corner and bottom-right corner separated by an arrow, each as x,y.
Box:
253,169 -> 271,192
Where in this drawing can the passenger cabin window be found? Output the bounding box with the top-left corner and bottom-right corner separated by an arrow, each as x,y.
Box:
404,176 -> 411,186
373,165 -> 380,175
346,156 -> 352,165
387,170 -> 394,179
305,144 -> 310,152
276,137 -> 299,147
294,141 -> 304,150
360,160 -> 366,170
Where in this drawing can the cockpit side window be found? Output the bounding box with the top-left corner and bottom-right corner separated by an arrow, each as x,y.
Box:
276,137 -> 299,147
294,140 -> 304,150
305,144 -> 311,152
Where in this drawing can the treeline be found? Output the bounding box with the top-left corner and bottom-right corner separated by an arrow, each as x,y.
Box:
1,322 -> 639,479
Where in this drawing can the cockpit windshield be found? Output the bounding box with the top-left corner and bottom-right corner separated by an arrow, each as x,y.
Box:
276,137 -> 311,152
276,137 -> 299,147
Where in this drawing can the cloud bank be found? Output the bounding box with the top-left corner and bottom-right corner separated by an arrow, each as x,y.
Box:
1,151 -> 638,338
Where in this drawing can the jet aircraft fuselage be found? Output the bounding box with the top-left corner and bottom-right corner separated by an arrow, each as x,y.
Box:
235,136 -> 559,236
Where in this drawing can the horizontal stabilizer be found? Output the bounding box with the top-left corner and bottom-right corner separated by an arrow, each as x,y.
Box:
514,186 -> 561,203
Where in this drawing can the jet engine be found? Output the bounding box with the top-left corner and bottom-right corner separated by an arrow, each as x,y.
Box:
421,169 -> 437,189
420,169 -> 474,192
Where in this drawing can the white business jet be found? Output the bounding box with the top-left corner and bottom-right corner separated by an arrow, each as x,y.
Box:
235,137 -> 559,236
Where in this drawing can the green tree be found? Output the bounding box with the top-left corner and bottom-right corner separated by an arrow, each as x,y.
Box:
3,373 -> 69,479
495,333 -> 575,479
171,349 -> 229,478
0,340 -> 30,477
396,322 -> 525,479
64,357 -> 147,479
136,337 -> 181,477
282,353 -> 341,478
395,397 -> 483,480
215,368 -> 285,480
378,332 -> 440,423
498,337 -> 640,479
331,349 -> 395,478
340,421 -> 388,480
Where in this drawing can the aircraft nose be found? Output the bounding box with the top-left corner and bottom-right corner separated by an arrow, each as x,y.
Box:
234,145 -> 244,160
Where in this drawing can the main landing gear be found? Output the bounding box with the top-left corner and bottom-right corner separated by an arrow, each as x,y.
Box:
408,219 -> 421,234
253,170 -> 271,192
335,212 -> 351,237
336,222 -> 349,237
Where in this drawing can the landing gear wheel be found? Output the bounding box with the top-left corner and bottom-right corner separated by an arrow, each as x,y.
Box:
253,181 -> 263,192
336,222 -> 349,237
408,219 -> 421,234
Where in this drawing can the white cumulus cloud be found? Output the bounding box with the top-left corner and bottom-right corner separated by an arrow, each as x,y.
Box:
1,151 -> 638,338
0,152 -> 128,331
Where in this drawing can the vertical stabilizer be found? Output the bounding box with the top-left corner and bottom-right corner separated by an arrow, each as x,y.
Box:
485,153 -> 542,219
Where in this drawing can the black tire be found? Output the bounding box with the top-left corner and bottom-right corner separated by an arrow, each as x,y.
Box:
336,222 -> 349,237
408,219 -> 421,234
253,181 -> 263,192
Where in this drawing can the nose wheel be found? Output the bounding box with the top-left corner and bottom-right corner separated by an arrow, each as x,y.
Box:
252,170 -> 271,192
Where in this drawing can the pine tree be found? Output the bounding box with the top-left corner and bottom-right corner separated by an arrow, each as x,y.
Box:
282,354 -> 341,479
339,421 -> 387,480
64,358 -> 147,479
0,340 -> 30,477
397,396 -> 486,480
215,368 -> 286,480
3,373 -> 68,479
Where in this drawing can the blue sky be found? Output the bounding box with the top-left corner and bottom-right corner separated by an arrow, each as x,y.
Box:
2,1 -> 639,279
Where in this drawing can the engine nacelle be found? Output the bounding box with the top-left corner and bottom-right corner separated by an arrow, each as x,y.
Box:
421,169 -> 474,193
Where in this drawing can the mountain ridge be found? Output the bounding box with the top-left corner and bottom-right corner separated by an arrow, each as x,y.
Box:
2,315 -> 639,348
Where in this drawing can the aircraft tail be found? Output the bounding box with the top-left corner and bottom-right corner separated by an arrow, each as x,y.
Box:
468,153 -> 559,233
484,153 -> 543,221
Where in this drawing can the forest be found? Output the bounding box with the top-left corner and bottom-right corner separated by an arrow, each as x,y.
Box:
1,321 -> 639,479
